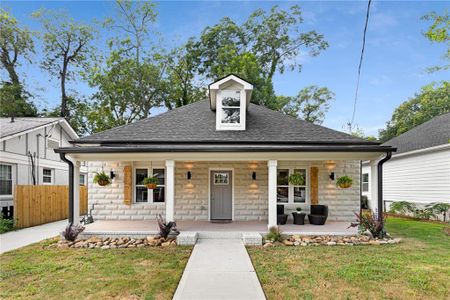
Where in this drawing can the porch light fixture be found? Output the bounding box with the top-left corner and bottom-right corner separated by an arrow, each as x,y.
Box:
329,172 -> 335,181
252,171 -> 256,180
110,170 -> 116,180
187,171 -> 192,180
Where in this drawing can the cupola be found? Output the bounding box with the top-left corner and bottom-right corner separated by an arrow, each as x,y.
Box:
209,74 -> 253,131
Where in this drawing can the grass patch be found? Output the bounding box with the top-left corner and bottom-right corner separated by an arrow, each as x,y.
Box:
248,217 -> 450,299
0,238 -> 192,299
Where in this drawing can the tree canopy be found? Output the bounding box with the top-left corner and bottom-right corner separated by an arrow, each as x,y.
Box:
422,10 -> 449,72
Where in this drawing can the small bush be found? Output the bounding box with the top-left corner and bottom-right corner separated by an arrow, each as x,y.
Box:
426,202 -> 450,222
265,226 -> 282,242
61,223 -> 85,241
389,201 -> 417,215
349,211 -> 386,238
0,215 -> 15,234
156,214 -> 179,239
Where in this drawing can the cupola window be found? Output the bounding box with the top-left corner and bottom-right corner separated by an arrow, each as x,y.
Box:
221,90 -> 241,124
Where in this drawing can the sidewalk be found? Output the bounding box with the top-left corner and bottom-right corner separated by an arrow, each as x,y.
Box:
0,220 -> 67,254
173,239 -> 266,300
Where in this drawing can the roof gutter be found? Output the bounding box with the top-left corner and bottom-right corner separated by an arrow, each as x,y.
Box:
59,153 -> 74,225
377,151 -> 393,224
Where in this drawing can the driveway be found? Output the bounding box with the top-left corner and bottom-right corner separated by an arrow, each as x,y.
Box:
0,220 -> 67,254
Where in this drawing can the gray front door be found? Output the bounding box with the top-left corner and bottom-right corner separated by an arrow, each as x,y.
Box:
210,171 -> 232,220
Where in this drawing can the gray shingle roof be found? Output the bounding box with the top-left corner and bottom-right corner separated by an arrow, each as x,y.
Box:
0,117 -> 63,139
382,112 -> 450,154
75,100 -> 377,145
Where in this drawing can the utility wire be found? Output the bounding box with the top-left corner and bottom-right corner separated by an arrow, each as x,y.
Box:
349,0 -> 372,130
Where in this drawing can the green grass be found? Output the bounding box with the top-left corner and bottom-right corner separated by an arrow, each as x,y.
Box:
0,238 -> 192,299
248,217 -> 450,300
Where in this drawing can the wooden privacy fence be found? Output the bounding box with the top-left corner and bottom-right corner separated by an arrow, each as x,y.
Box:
14,185 -> 88,229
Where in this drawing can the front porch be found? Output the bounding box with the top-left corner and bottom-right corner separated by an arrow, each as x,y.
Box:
81,220 -> 358,238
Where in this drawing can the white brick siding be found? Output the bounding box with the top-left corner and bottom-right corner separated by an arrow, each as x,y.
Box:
87,160 -> 360,222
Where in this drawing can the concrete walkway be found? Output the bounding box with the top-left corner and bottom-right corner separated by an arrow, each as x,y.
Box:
173,239 -> 266,300
0,220 -> 66,254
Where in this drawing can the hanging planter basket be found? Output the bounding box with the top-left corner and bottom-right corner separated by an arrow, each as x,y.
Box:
288,173 -> 305,186
336,175 -> 353,189
143,177 -> 159,190
93,171 -> 112,187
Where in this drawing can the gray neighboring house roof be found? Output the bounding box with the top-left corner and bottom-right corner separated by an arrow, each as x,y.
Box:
0,117 -> 64,139
73,100 -> 377,145
382,112 -> 450,154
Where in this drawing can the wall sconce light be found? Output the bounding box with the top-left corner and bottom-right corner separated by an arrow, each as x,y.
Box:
329,172 -> 335,181
252,171 -> 256,180
110,170 -> 116,179
187,171 -> 192,180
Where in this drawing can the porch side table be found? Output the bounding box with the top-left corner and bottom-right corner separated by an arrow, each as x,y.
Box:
292,212 -> 306,225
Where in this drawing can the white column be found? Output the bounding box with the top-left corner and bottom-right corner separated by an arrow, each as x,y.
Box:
268,160 -> 278,229
73,161 -> 80,224
369,160 -> 378,213
165,160 -> 175,222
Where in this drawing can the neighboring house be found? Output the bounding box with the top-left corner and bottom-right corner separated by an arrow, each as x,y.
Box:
362,112 -> 450,211
0,117 -> 87,215
55,75 -> 394,229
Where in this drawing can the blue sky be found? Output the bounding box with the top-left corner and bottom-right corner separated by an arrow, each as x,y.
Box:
2,1 -> 448,136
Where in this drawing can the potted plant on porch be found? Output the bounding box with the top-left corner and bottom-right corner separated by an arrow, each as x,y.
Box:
288,172 -> 305,186
143,176 -> 159,189
93,171 -> 111,186
336,175 -> 353,188
292,207 -> 306,225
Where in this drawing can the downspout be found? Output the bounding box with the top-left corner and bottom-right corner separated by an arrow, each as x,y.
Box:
60,153 -> 74,225
377,151 -> 392,224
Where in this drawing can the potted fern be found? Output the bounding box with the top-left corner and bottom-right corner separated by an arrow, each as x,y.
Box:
336,175 -> 353,188
93,171 -> 111,186
288,172 -> 305,186
143,176 -> 159,189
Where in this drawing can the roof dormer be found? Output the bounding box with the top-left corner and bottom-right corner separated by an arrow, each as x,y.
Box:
209,74 -> 253,131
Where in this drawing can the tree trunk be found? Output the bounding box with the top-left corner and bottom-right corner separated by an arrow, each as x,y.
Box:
60,62 -> 68,118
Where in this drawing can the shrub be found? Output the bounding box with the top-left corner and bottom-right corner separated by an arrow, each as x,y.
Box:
360,195 -> 369,209
265,226 -> 282,242
61,223 -> 85,241
0,215 -> 15,234
389,201 -> 417,215
426,202 -> 450,222
349,211 -> 386,238
156,214 -> 179,239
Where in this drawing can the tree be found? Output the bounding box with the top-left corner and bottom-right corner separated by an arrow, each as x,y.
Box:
190,5 -> 328,110
0,9 -> 37,117
422,10 -> 449,72
32,8 -> 95,118
379,81 -> 450,142
88,0 -> 165,131
280,85 -> 334,124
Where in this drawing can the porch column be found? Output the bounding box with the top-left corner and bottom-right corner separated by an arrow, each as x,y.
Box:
73,161 -> 80,224
369,160 -> 378,213
268,160 -> 278,228
165,160 -> 175,222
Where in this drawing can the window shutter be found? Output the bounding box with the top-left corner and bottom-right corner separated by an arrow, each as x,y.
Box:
310,167 -> 319,205
124,165 -> 132,205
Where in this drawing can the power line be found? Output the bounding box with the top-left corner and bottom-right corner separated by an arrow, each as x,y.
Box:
349,0 -> 372,130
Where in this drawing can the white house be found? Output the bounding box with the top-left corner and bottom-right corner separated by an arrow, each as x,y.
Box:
55,75 -> 395,237
362,112 -> 450,211
0,117 -> 87,215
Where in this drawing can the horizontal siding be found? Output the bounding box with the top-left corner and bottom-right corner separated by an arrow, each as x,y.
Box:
383,149 -> 450,204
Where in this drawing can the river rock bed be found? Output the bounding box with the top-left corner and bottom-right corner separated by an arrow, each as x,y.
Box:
56,236 -> 176,249
263,235 -> 401,248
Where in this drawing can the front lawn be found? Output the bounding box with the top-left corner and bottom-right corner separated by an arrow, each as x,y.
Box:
248,217 -> 450,299
0,239 -> 192,299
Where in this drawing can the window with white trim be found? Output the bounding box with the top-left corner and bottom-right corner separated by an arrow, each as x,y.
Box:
216,89 -> 245,130
80,174 -> 86,186
277,168 -> 308,204
42,168 -> 53,184
362,173 -> 369,192
0,164 -> 13,196
134,167 -> 165,203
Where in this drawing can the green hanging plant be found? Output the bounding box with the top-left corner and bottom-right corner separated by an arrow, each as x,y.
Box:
336,175 -> 353,188
93,171 -> 111,186
288,172 -> 305,185
143,176 -> 159,189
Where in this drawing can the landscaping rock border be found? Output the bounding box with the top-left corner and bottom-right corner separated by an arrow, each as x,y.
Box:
55,236 -> 177,249
263,235 -> 401,248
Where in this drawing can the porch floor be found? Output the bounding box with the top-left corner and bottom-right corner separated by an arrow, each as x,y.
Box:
82,220 -> 357,236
